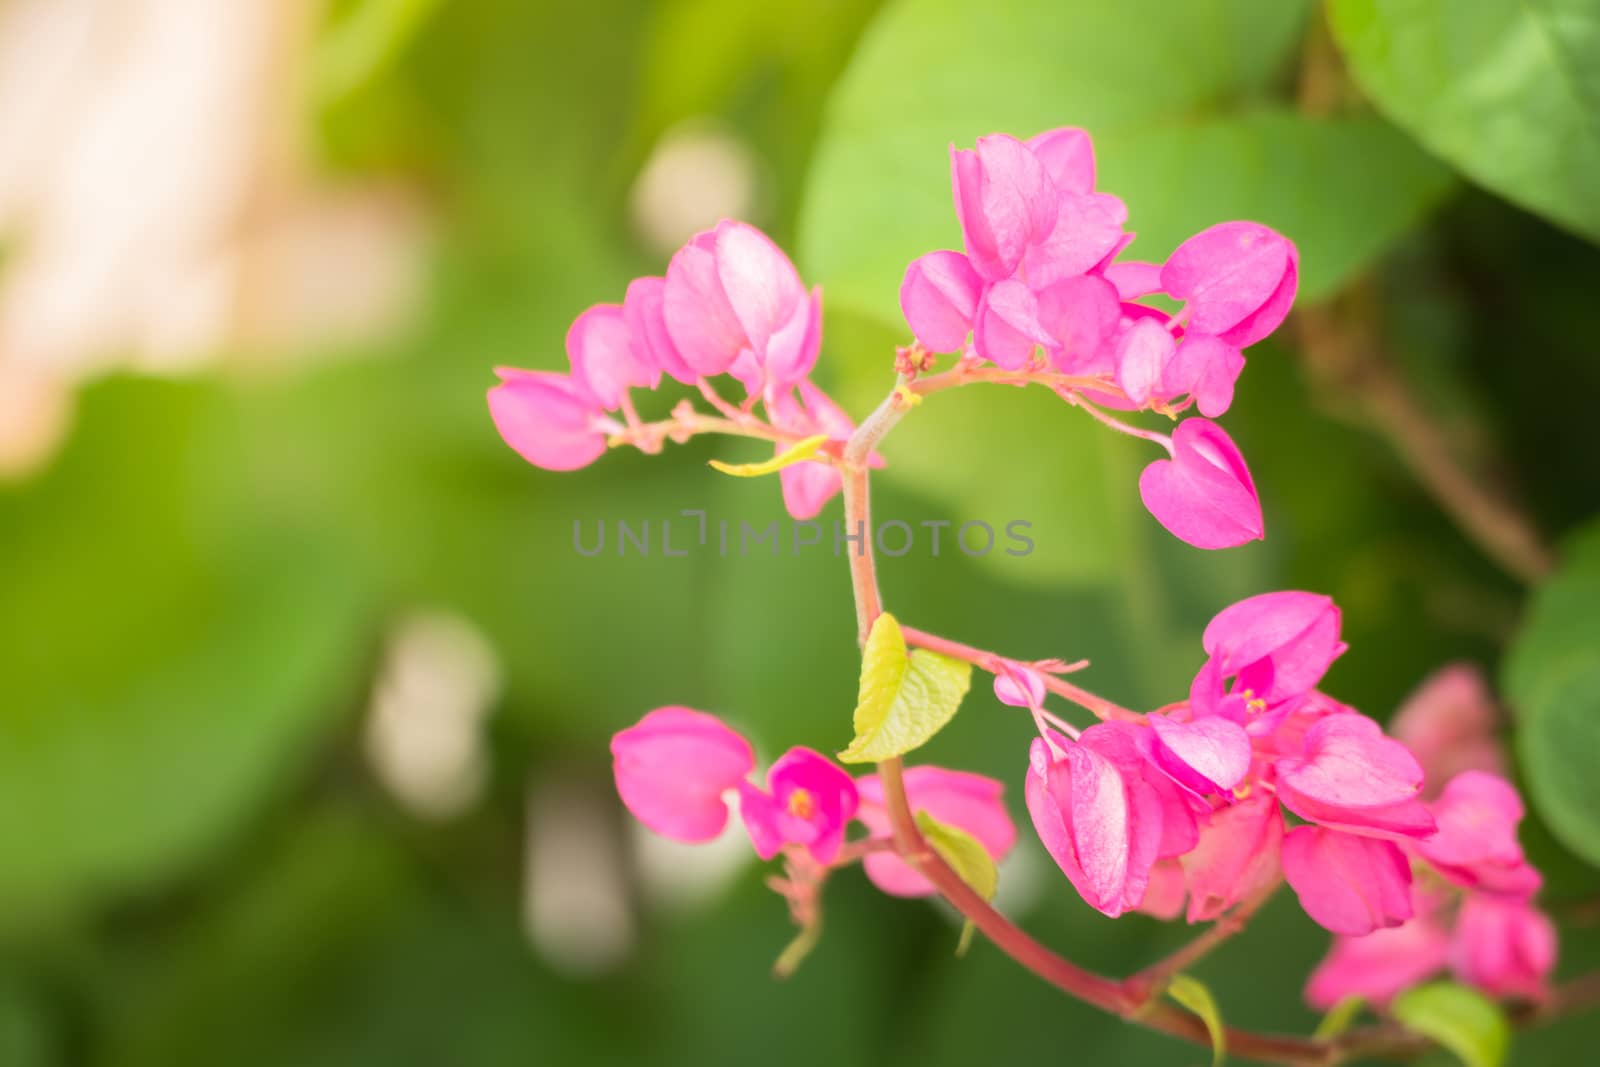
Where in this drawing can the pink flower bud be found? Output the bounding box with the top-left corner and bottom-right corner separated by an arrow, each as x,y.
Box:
1137,417 -> 1263,549
1274,713 -> 1436,840
1283,825 -> 1414,935
610,707 -> 756,842
738,747 -> 859,865
855,767 -> 1016,897
566,303 -> 660,410
1451,895 -> 1557,1001
663,221 -> 819,394
624,276 -> 698,385
1180,792 -> 1284,923
1416,771 -> 1542,898
487,368 -> 610,472
900,251 -> 983,353
1390,664 -> 1507,796
1161,221 -> 1298,346
1305,909 -> 1452,1009
993,660 -> 1048,709
951,134 -> 1058,282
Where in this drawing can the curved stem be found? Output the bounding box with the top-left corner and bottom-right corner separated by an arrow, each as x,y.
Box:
899,625 -> 1142,722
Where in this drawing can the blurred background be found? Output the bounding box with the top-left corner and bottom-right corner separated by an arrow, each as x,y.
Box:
2,0 -> 1598,1063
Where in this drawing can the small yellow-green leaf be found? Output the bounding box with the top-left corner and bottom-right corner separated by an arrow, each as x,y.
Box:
708,434 -> 830,477
1312,995 -> 1365,1041
1392,982 -> 1509,1067
1166,974 -> 1226,1067
839,614 -> 971,763
915,811 -> 997,957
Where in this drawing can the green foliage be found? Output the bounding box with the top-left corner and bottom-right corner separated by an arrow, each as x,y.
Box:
840,614 -> 973,762
1329,0 -> 1600,244
914,811 -> 998,955
1392,981 -> 1511,1067
1165,974 -> 1227,1067
1504,522 -> 1600,865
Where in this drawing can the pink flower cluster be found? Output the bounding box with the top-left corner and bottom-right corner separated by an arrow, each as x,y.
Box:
611,706 -> 1016,895
487,220 -> 859,519
902,128 -> 1298,549
999,593 -> 1554,1004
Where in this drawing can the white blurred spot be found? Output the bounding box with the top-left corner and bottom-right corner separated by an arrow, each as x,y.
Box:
631,790 -> 753,913
525,776 -> 635,976
364,611 -> 501,819
629,121 -> 760,254
0,363 -> 72,480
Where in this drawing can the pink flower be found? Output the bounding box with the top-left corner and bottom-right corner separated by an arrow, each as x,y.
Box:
1137,417 -> 1263,549
663,221 -> 821,395
623,276 -> 698,385
566,303 -> 660,410
1179,792 -> 1283,923
1282,825 -> 1414,935
1193,591 -> 1345,716
1022,189 -> 1129,289
950,134 -> 1058,282
1144,711 -> 1252,796
973,278 -> 1055,369
1390,664 -> 1507,796
1451,896 -> 1557,1001
1274,713 -> 1435,839
487,368 -> 611,472
610,707 -> 755,842
993,660 -> 1048,709
1034,274 -> 1121,374
1161,221 -> 1298,348
1025,126 -> 1095,194
1026,723 -> 1169,917
1415,771 -> 1541,898
1161,334 -> 1246,418
767,380 -> 877,521
739,747 -> 859,865
855,767 -> 1017,897
1305,910 -> 1453,1009
900,251 -> 983,353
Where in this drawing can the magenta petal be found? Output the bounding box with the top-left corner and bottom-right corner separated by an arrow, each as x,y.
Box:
1104,260 -> 1165,300
762,287 -> 822,395
1282,825 -> 1414,935
1138,417 -> 1263,549
1034,274 -> 1120,373
857,767 -> 1016,897
778,461 -> 841,520
1023,192 -> 1129,288
1115,317 -> 1177,406
900,251 -> 983,352
993,661 -> 1048,709
488,369 -> 609,472
740,747 -> 859,865
1451,896 -> 1557,1000
1305,915 -> 1452,1009
974,279 -> 1055,369
951,134 -> 1058,281
1201,590 -> 1344,704
1276,713 -> 1425,812
1181,792 -> 1284,922
1417,771 -> 1541,897
1219,253 -> 1298,348
1025,126 -> 1095,194
625,276 -> 697,385
567,303 -> 659,410
1148,713 -> 1252,793
1162,221 -> 1292,337
1162,334 -> 1244,418
713,220 -> 806,356
1390,664 -> 1507,794
663,232 -> 749,376
611,707 -> 755,843
1027,735 -> 1087,886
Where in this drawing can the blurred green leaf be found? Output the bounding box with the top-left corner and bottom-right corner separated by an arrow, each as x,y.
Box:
1311,994 -> 1365,1040
315,0 -> 444,103
0,380 -> 374,922
840,614 -> 972,762
1391,981 -> 1510,1067
1165,974 -> 1226,1067
1328,0 -> 1600,244
915,811 -> 996,955
1503,521 -> 1600,865
801,0 -> 1449,326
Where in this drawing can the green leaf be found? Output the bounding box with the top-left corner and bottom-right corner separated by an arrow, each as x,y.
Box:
839,614 -> 972,762
315,0 -> 445,103
802,0 -> 1450,333
915,811 -> 997,956
1391,981 -> 1510,1067
1329,0 -> 1600,245
708,434 -> 832,477
1165,974 -> 1227,1067
1503,520 -> 1600,865
1312,995 -> 1366,1041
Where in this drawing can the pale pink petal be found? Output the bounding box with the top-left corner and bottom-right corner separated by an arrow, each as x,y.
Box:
624,276 -> 697,384
993,661 -> 1048,709
1138,417 -> 1263,549
1147,712 -> 1252,794
1162,334 -> 1244,418
713,220 -> 805,355
1390,664 -> 1507,796
1162,222 -> 1292,338
663,230 -> 748,376
1305,916 -> 1452,1009
1025,126 -> 1096,194
1282,826 -> 1414,935
488,368 -> 608,472
974,279 -> 1055,369
951,135 -> 1058,281
1033,274 -> 1120,373
1022,192 -> 1129,288
1115,317 -> 1177,406
1140,858 -> 1188,920
1181,792 -> 1284,922
857,767 -> 1016,897
567,303 -> 659,410
761,287 -> 822,395
1416,771 -> 1541,897
900,251 -> 983,352
611,706 -> 755,842
1104,260 -> 1164,300
1451,896 -> 1557,1001
1277,714 -> 1426,812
